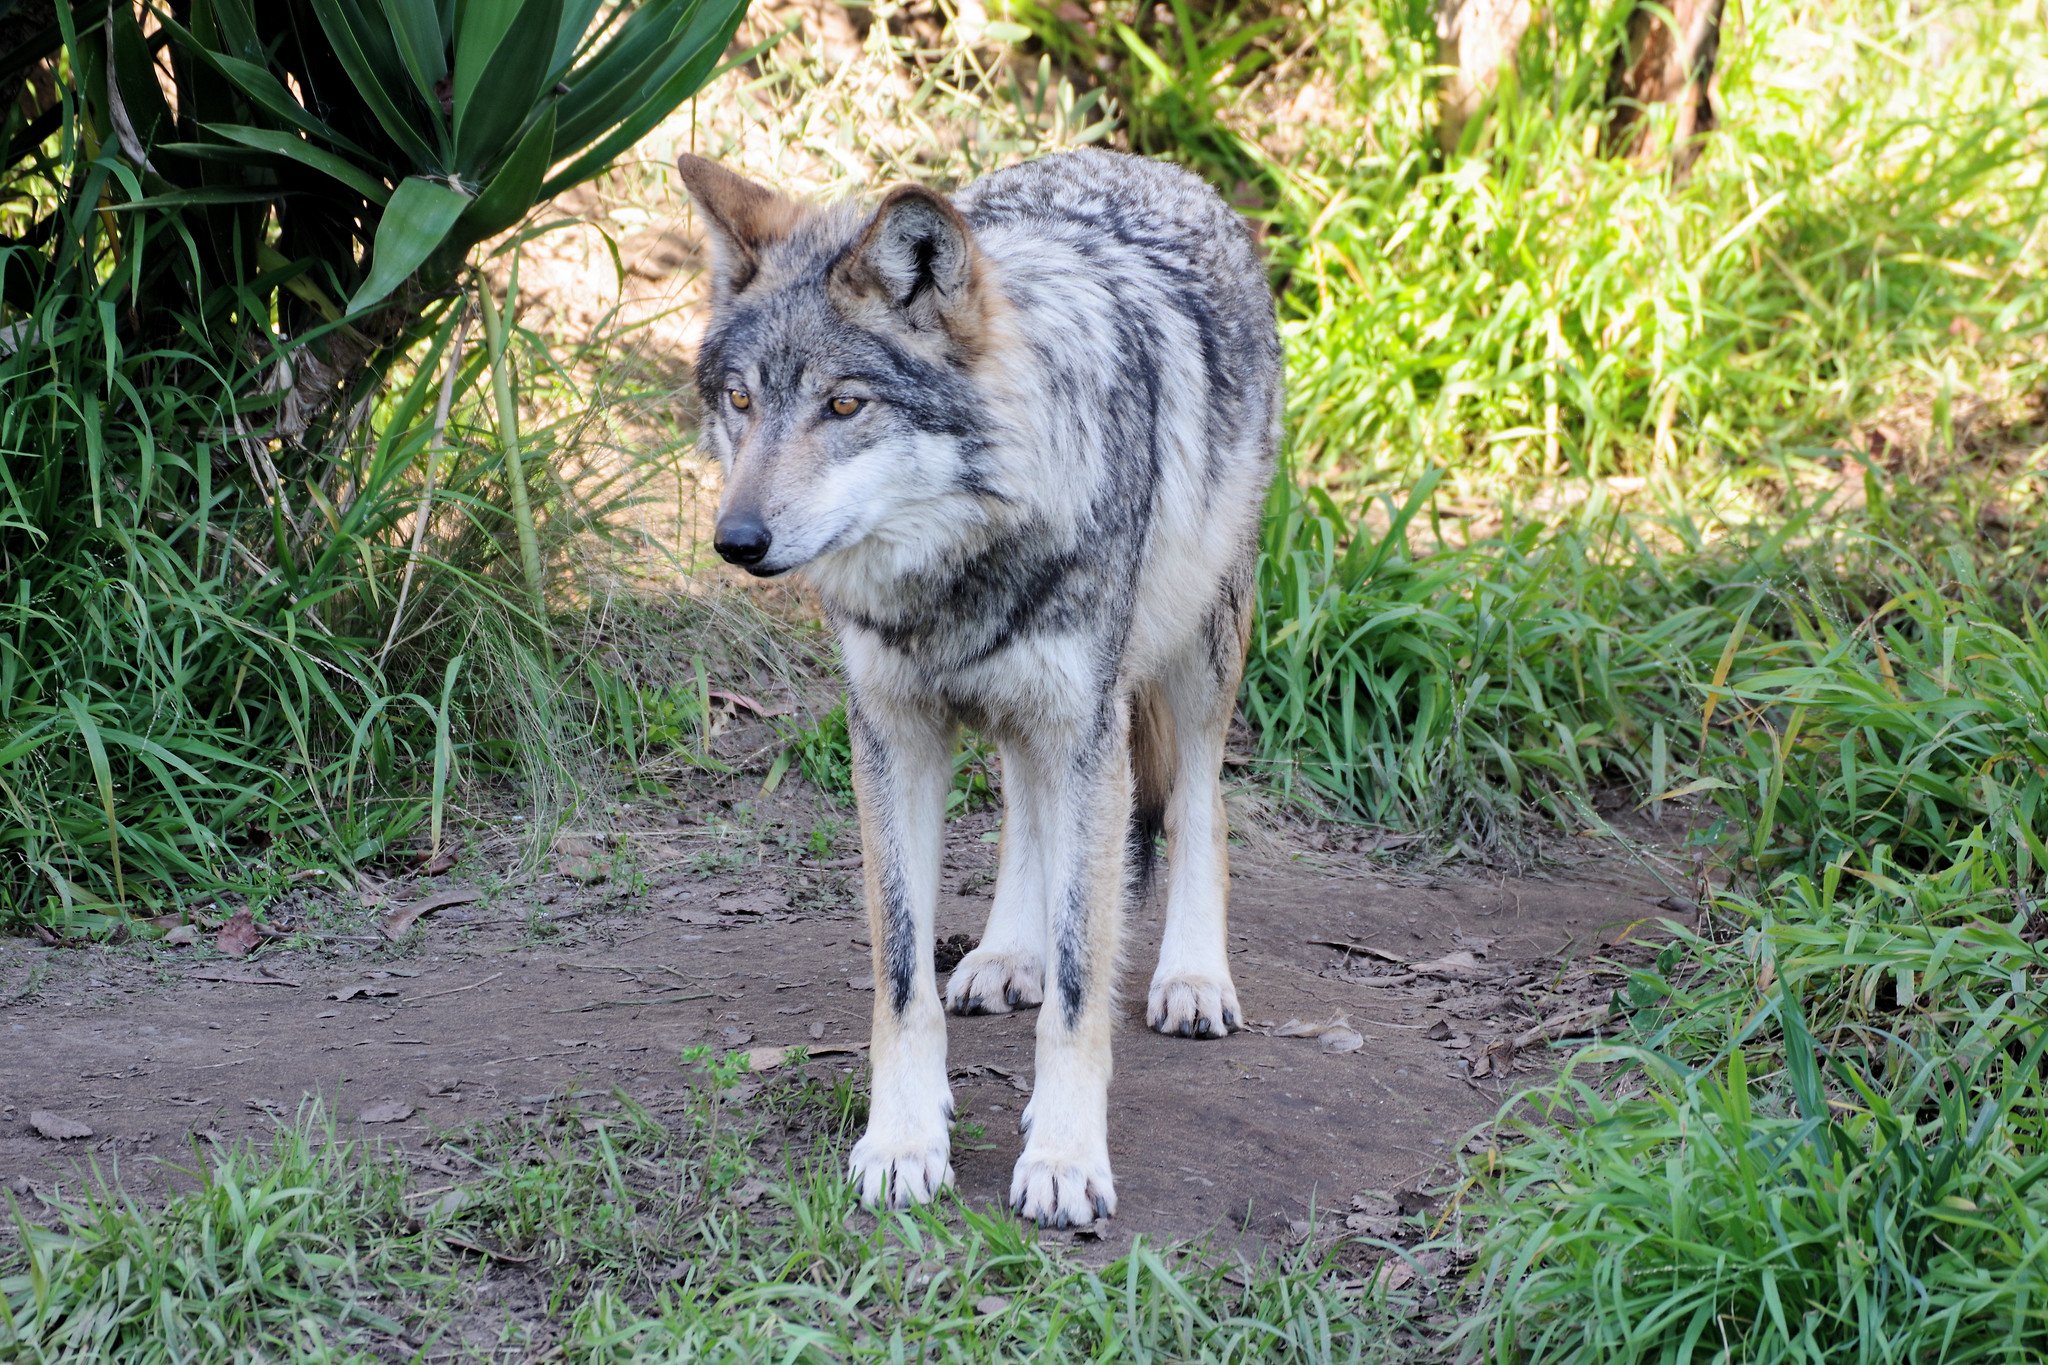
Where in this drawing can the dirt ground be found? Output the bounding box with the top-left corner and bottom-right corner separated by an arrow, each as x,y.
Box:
0,792 -> 1696,1257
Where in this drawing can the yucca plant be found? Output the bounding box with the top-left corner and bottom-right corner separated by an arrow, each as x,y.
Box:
0,0 -> 748,926
55,0 -> 746,425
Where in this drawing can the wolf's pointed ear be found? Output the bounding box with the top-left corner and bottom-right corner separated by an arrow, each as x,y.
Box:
830,185 -> 986,343
676,154 -> 801,296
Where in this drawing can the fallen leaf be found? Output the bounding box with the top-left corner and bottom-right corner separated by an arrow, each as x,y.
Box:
187,968 -> 301,987
442,1233 -> 535,1265
1071,1223 -> 1104,1241
720,889 -> 790,917
849,976 -> 875,991
1345,1211 -> 1402,1237
379,885 -> 485,941
417,843 -> 460,876
1393,1187 -> 1439,1215
193,1128 -> 228,1144
215,910 -> 259,958
28,1111 -> 92,1141
1274,1019 -> 1322,1037
359,1101 -> 414,1124
808,1042 -> 869,1058
327,985 -> 400,1002
1423,1019 -> 1453,1041
975,1295 -> 1011,1315
720,1026 -> 754,1048
1376,1259 -> 1417,1292
707,689 -> 794,718
745,1046 -> 794,1072
731,1177 -> 772,1208
560,859 -> 609,885
164,925 -> 199,947
1010,1072 -> 1033,1094
1307,938 -> 1405,964
1408,950 -> 1486,978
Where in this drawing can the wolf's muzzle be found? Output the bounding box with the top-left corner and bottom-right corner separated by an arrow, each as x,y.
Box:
713,515 -> 772,570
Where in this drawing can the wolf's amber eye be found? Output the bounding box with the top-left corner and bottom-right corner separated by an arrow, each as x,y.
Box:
728,389 -> 751,411
829,396 -> 862,417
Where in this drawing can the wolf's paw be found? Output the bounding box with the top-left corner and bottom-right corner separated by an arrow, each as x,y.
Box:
1146,971 -> 1241,1039
1009,1148 -> 1116,1228
945,949 -> 1044,1016
849,1122 -> 954,1210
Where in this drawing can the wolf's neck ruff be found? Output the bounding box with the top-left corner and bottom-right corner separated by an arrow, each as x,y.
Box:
679,148 -> 1280,1229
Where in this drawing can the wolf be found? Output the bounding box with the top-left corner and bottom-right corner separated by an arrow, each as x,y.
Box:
676,147 -> 1280,1227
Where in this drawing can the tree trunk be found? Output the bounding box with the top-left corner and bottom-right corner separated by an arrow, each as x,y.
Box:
1603,0 -> 1726,180
1434,0 -> 1533,156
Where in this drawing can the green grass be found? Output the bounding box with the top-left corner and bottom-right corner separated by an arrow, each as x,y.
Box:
0,1062 -> 1407,1363
1457,846 -> 2048,1363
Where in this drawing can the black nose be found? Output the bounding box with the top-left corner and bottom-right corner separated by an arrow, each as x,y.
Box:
713,516 -> 771,567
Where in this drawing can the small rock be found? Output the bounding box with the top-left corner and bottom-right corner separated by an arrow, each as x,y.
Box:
808,1021 -> 826,1040
429,1189 -> 472,1219
1319,1025 -> 1364,1053
28,1111 -> 92,1141
359,1101 -> 415,1124
850,976 -> 875,991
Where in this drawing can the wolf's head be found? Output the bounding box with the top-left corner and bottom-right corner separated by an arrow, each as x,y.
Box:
677,155 -> 1007,581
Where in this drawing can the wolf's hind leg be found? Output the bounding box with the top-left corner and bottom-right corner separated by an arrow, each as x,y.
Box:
1146,605 -> 1246,1039
946,740 -> 1047,1015
1010,704 -> 1125,1227
845,692 -> 957,1209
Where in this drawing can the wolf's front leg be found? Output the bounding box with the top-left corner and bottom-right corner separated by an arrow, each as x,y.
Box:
1010,707 -> 1128,1227
845,690 -> 957,1209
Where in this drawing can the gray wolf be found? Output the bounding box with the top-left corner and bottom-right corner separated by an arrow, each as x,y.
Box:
676,148 -> 1280,1227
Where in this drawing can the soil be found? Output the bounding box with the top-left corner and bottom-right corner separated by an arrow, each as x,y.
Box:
0,792 -> 1699,1259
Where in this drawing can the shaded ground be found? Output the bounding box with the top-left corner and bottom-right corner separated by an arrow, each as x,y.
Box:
0,800 -> 1694,1258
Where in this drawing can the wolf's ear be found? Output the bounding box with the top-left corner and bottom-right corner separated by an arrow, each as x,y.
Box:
676,154 -> 800,296
830,185 -> 985,342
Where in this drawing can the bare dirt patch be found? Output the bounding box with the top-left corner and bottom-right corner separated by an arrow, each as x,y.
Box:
0,797 -> 1690,1258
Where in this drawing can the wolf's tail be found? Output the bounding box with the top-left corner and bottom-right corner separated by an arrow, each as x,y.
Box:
1127,681 -> 1173,897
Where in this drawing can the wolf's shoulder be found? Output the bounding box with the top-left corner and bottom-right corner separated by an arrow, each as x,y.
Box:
957,150 -> 1250,252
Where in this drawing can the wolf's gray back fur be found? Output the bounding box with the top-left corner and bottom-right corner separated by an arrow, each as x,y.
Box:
680,148 -> 1278,1227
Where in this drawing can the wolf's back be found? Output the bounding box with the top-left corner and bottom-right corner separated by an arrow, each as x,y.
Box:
959,150 -> 1281,481
956,151 -> 1279,670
